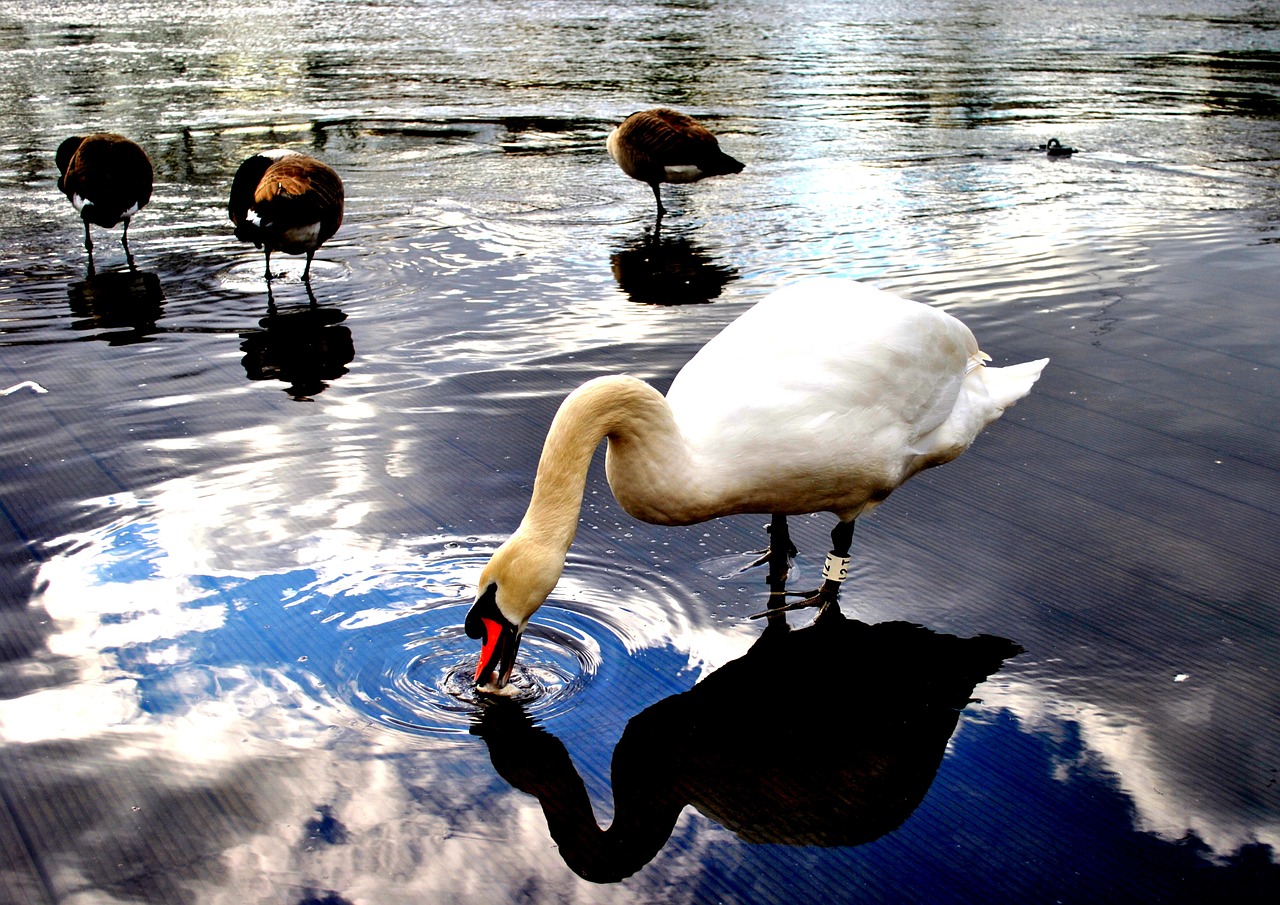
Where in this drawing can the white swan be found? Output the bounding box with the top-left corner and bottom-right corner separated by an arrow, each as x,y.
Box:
467,277 -> 1048,690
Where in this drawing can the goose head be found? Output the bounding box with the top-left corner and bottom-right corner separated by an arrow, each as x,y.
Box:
465,531 -> 565,691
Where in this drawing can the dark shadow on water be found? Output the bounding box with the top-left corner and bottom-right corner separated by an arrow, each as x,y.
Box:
295,891 -> 355,905
473,611 -> 1022,883
240,292 -> 355,401
67,270 -> 165,345
610,225 -> 738,306
304,804 -> 351,845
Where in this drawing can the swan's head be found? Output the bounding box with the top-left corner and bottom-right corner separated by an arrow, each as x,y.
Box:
465,532 -> 565,692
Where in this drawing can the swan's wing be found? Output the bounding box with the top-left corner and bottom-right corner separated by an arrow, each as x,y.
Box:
666,278 -> 984,495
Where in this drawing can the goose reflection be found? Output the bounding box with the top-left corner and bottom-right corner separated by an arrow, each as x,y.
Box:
240,294 -> 354,400
66,269 -> 165,345
610,226 -> 737,305
473,611 -> 1021,883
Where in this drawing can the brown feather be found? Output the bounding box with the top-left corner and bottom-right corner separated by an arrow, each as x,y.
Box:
56,132 -> 153,228
233,152 -> 344,253
607,108 -> 744,217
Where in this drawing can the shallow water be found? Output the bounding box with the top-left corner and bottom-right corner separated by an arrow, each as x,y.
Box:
1,1 -> 1278,902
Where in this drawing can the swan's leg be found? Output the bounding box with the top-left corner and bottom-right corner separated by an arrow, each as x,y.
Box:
813,520 -> 856,613
744,514 -> 806,622
762,514 -> 798,629
765,513 -> 793,595
742,513 -> 798,574
748,519 -> 856,619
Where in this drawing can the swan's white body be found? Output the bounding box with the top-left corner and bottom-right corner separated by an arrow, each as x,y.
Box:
632,278 -> 1042,522
468,277 -> 1048,688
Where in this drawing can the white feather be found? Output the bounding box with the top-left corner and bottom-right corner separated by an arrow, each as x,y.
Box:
664,277 -> 1047,520
662,164 -> 705,183
475,277 -> 1048,634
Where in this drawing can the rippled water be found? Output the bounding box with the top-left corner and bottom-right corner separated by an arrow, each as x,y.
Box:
1,1 -> 1278,902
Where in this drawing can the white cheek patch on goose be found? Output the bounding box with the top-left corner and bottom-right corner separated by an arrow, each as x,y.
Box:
71,193 -> 90,214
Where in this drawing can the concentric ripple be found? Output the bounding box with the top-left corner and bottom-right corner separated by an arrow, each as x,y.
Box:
335,543 -> 703,734
348,606 -> 604,733
219,259 -> 349,292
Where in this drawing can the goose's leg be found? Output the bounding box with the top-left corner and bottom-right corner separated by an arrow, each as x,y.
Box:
83,221 -> 96,276
650,182 -> 666,221
121,219 -> 136,271
263,248 -> 274,282
302,249 -> 314,282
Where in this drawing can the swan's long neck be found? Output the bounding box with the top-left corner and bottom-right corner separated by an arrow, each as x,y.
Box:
518,375 -> 700,555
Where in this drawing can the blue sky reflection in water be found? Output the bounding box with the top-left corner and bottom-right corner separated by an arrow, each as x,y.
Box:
0,0 -> 1278,901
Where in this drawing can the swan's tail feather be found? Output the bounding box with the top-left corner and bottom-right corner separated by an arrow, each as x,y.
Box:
979,357 -> 1050,411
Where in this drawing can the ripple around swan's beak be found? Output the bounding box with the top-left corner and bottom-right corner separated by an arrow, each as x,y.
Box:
473,619 -> 523,692
466,586 -> 521,691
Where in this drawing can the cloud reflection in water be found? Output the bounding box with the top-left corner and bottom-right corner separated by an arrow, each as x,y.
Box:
4,496 -> 1278,901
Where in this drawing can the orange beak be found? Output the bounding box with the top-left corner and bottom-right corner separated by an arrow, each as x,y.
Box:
466,586 -> 521,689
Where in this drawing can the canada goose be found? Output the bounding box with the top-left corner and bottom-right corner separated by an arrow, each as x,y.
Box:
466,277 -> 1048,690
56,133 -> 153,271
228,150 -> 344,281
606,108 -> 745,220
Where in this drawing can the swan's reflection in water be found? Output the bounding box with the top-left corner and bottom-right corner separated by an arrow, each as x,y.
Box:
609,226 -> 738,306
66,270 -> 165,345
474,610 -> 1021,883
240,295 -> 355,400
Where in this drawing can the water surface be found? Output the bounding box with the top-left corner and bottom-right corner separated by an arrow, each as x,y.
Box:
1,1 -> 1278,902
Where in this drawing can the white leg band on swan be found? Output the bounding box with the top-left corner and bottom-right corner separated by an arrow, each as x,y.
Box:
822,553 -> 851,582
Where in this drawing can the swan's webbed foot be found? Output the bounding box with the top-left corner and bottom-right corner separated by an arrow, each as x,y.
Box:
748,578 -> 842,620
742,519 -> 798,572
